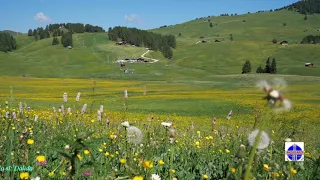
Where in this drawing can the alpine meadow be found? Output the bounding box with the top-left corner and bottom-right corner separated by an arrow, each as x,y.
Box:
0,0 -> 320,180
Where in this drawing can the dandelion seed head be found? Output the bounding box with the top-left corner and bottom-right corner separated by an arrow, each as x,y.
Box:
127,126 -> 143,145
121,121 -> 130,127
76,92 -> 81,102
248,130 -> 270,149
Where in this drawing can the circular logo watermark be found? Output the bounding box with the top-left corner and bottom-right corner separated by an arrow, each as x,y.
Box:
285,142 -> 304,161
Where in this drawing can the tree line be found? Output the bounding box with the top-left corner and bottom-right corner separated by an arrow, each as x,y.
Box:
0,32 -> 17,52
108,26 -> 176,59
275,0 -> 320,14
301,35 -> 320,44
242,57 -> 277,74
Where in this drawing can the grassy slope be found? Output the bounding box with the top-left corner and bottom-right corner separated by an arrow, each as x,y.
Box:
150,10 -> 320,76
0,33 -> 147,78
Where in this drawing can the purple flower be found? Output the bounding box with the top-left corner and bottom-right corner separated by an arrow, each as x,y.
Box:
36,160 -> 47,166
82,170 -> 91,177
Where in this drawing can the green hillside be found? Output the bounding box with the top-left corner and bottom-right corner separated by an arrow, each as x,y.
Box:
1,10 -> 320,80
0,30 -> 23,36
0,33 -> 147,78
150,10 -> 320,76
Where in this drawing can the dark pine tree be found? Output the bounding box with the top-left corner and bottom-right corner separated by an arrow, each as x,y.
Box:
210,22 -> 213,27
264,58 -> 271,73
52,37 -> 59,45
256,65 -> 264,73
28,29 -> 33,36
270,58 -> 277,74
242,60 -> 251,74
61,32 -> 73,47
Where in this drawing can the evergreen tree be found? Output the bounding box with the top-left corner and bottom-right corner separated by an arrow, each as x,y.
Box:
264,58 -> 271,73
34,34 -> 39,41
210,22 -> 213,27
304,14 -> 308,20
256,65 -> 264,73
32,29 -> 37,37
0,32 -> 17,52
162,45 -> 173,59
61,32 -> 73,47
28,29 -> 33,36
241,60 -> 251,74
270,58 -> 277,74
52,37 -> 59,45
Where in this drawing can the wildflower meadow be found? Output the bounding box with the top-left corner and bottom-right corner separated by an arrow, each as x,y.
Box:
0,76 -> 319,180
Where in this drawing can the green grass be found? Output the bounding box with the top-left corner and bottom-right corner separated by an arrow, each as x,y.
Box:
150,10 -> 320,76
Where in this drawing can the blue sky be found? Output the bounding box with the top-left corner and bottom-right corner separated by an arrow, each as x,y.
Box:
1,0 -> 299,33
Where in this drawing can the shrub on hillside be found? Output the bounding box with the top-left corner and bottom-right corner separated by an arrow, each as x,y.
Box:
242,60 -> 251,74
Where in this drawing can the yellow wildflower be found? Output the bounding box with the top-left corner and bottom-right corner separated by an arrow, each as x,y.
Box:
263,164 -> 271,171
48,171 -> 55,177
20,172 -> 29,180
133,176 -> 143,180
116,151 -> 119,155
77,154 -> 83,160
143,160 -> 153,169
291,168 -> 297,175
27,139 -> 34,145
203,174 -> 209,179
104,152 -> 110,157
84,150 -> 90,155
195,141 -> 200,146
171,169 -> 176,173
61,172 -> 66,176
120,158 -> 126,164
98,149 -> 103,152
158,160 -> 165,165
225,149 -> 230,153
231,168 -> 236,173
36,155 -> 46,162
197,131 -> 200,134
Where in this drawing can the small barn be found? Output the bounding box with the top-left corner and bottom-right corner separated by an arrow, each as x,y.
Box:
280,41 -> 288,46
305,63 -> 313,67
116,41 -> 127,45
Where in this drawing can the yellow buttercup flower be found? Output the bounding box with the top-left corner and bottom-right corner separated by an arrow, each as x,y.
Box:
27,139 -> 34,145
231,168 -> 236,173
20,172 -> 29,180
120,158 -> 126,164
77,154 -> 83,160
36,155 -> 46,162
263,164 -> 271,171
203,174 -> 209,179
84,150 -> 90,155
143,160 -> 153,169
133,176 -> 143,180
104,152 -> 110,157
291,168 -> 297,175
158,160 -> 165,165
48,171 -> 55,177
225,149 -> 230,153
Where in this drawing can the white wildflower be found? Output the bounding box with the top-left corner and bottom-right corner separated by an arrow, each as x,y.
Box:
19,102 -> 23,113
100,105 -> 104,113
127,126 -> 143,145
63,92 -> 67,103
67,107 -> 71,114
151,174 -> 161,180
34,115 -> 38,122
121,121 -> 130,127
124,90 -> 128,99
285,138 -> 292,142
65,145 -> 70,150
27,107 -> 31,112
81,104 -> 87,114
227,110 -> 233,120
12,112 -> 16,120
269,90 -> 280,99
31,177 -> 40,180
76,92 -> 81,102
161,122 -> 172,127
53,107 -> 56,113
248,130 -> 270,150
97,110 -> 102,121
5,111 -> 10,118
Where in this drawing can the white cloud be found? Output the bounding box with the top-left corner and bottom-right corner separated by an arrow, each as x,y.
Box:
124,14 -> 143,24
34,12 -> 51,22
